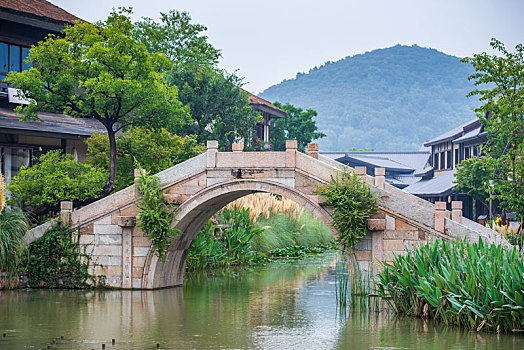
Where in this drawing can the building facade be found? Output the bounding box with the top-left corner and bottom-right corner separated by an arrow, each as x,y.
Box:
403,117 -> 488,219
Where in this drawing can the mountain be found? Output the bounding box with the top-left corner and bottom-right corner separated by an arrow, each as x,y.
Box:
259,45 -> 480,151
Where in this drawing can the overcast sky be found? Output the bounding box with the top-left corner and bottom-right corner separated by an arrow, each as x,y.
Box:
51,0 -> 524,94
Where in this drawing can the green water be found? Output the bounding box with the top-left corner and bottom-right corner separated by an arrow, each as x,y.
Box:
0,252 -> 522,349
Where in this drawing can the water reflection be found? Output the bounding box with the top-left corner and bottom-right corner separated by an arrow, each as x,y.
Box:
0,252 -> 522,349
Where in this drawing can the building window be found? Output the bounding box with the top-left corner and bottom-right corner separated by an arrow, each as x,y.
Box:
0,42 -> 31,92
434,153 -> 439,170
440,151 -> 445,170
454,148 -> 459,166
1,146 -> 31,186
465,147 -> 471,160
446,150 -> 452,169
473,145 -> 478,157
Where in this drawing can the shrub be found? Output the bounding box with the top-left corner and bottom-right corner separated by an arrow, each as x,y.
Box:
376,239 -> 524,333
87,128 -> 206,191
27,222 -> 103,288
8,150 -> 106,208
0,205 -> 29,277
315,168 -> 377,250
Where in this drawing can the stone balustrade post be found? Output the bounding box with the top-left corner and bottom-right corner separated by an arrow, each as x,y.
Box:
134,168 -> 145,197
59,201 -> 73,226
285,140 -> 297,168
307,143 -> 319,159
206,140 -> 219,168
434,201 -> 446,233
231,143 -> 244,152
451,201 -> 463,224
374,167 -> 385,189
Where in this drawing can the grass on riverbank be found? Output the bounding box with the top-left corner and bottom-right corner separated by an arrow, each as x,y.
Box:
375,238 -> 524,333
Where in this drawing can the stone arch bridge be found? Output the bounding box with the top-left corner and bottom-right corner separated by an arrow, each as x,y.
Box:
26,141 -> 507,289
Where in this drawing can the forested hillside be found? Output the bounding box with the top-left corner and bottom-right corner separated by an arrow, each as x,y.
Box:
259,45 -> 479,150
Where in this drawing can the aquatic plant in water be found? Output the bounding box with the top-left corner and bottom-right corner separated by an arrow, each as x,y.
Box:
375,238 -> 524,333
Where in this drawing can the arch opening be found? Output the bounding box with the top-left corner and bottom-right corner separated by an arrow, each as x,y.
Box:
142,179 -> 334,289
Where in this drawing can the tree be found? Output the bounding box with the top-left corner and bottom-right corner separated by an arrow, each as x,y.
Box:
86,128 -> 206,191
462,39 -> 524,221
170,66 -> 261,149
134,11 -> 260,149
270,102 -> 326,152
7,9 -> 189,196
8,150 -> 106,212
134,10 -> 221,68
454,157 -> 493,212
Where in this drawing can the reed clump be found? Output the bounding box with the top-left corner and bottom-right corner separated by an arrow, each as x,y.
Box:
376,238 -> 524,333
225,193 -> 304,222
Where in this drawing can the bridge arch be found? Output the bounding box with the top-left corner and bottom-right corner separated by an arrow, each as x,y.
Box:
141,179 -> 334,289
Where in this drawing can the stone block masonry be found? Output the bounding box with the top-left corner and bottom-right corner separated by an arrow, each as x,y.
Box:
25,141 -> 507,289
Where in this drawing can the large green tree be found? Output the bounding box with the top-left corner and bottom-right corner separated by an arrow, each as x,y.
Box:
170,66 -> 260,148
134,10 -> 221,68
7,9 -> 189,195
270,102 -> 326,152
462,39 -> 524,221
134,11 -> 261,149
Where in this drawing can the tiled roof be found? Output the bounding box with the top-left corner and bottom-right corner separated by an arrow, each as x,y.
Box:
423,118 -> 478,146
238,88 -> 287,118
0,107 -> 103,138
404,169 -> 457,196
0,0 -> 80,24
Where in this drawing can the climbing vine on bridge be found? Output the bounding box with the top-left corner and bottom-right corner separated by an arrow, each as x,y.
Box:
27,222 -> 105,288
136,169 -> 181,261
316,168 -> 377,250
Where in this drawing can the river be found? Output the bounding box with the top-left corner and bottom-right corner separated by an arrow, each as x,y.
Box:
0,251 -> 522,349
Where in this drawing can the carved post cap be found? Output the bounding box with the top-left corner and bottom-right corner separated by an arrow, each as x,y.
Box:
60,201 -> 73,211
435,201 -> 447,210
307,143 -> 319,152
451,201 -> 463,210
285,140 -> 298,149
374,167 -> 386,176
207,140 -> 219,149
231,143 -> 244,152
354,166 -> 367,176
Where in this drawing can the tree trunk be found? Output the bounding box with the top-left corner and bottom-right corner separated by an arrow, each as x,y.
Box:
102,128 -> 117,196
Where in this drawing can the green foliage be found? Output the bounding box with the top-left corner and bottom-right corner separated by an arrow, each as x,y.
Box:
186,206 -> 263,272
7,8 -> 190,193
27,222 -> 103,288
8,150 -> 106,208
0,206 -> 29,276
87,128 -> 205,191
462,39 -> 524,221
270,102 -> 326,152
134,10 -> 221,67
135,170 -> 180,261
260,44 -> 479,150
251,210 -> 333,253
453,156 -> 493,210
376,239 -> 524,333
170,65 -> 261,149
315,169 -> 377,250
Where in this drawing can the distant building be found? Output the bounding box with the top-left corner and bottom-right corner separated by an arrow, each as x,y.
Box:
403,117 -> 487,219
320,151 -> 431,189
246,92 -> 287,149
0,0 -> 102,185
321,117 -> 488,220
